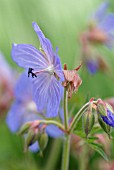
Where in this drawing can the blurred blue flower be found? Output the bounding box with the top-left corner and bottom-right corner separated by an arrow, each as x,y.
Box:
6,72 -> 64,152
12,22 -> 64,118
86,59 -> 99,74
6,72 -> 38,132
101,109 -> 114,127
89,1 -> 114,47
91,1 -> 109,23
81,2 -> 113,75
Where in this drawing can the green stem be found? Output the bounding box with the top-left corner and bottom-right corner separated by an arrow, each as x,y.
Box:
61,88 -> 70,170
69,101 -> 97,133
36,120 -> 64,131
64,88 -> 69,130
45,138 -> 62,170
61,135 -> 70,170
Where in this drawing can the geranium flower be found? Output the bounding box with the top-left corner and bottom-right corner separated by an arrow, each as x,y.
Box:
6,72 -> 64,152
6,72 -> 38,132
12,22 -> 64,117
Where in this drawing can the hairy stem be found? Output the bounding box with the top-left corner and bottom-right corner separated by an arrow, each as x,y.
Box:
69,101 -> 97,133
61,88 -> 70,170
61,135 -> 70,170
35,120 -> 64,131
64,88 -> 69,130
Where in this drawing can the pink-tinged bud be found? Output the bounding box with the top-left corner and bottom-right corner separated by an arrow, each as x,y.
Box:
97,99 -> 107,116
82,102 -> 95,137
62,64 -> 82,98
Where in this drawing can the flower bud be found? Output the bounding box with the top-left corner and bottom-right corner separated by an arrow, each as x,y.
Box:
97,99 -> 107,116
24,127 -> 40,152
82,102 -> 95,137
38,132 -> 48,152
106,103 -> 113,113
18,122 -> 32,135
98,115 -> 110,137
97,99 -> 114,128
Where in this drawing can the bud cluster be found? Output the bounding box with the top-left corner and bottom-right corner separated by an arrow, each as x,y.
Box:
79,97 -> 114,138
18,121 -> 48,154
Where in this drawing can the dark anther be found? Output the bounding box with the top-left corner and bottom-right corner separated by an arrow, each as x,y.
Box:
28,68 -> 37,78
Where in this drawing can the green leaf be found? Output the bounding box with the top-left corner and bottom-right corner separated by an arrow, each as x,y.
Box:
90,125 -> 103,135
74,130 -> 85,138
88,142 -> 109,161
86,136 -> 98,143
73,116 -> 83,131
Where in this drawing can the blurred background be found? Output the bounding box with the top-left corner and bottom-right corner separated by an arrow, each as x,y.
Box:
1,0 -> 114,169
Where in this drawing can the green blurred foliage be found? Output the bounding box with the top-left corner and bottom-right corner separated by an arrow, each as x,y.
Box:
0,0 -> 114,169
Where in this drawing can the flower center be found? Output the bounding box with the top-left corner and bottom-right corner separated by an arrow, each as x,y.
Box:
46,64 -> 55,75
26,101 -> 37,112
28,65 -> 55,78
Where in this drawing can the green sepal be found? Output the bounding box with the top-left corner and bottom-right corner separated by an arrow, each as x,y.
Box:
38,132 -> 48,152
82,110 -> 95,137
24,128 -> 40,152
17,122 -> 31,135
97,102 -> 107,117
98,115 -> 111,138
106,103 -> 114,113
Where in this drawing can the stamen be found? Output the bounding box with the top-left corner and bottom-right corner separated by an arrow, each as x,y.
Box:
28,68 -> 37,78
28,65 -> 55,78
35,65 -> 55,75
